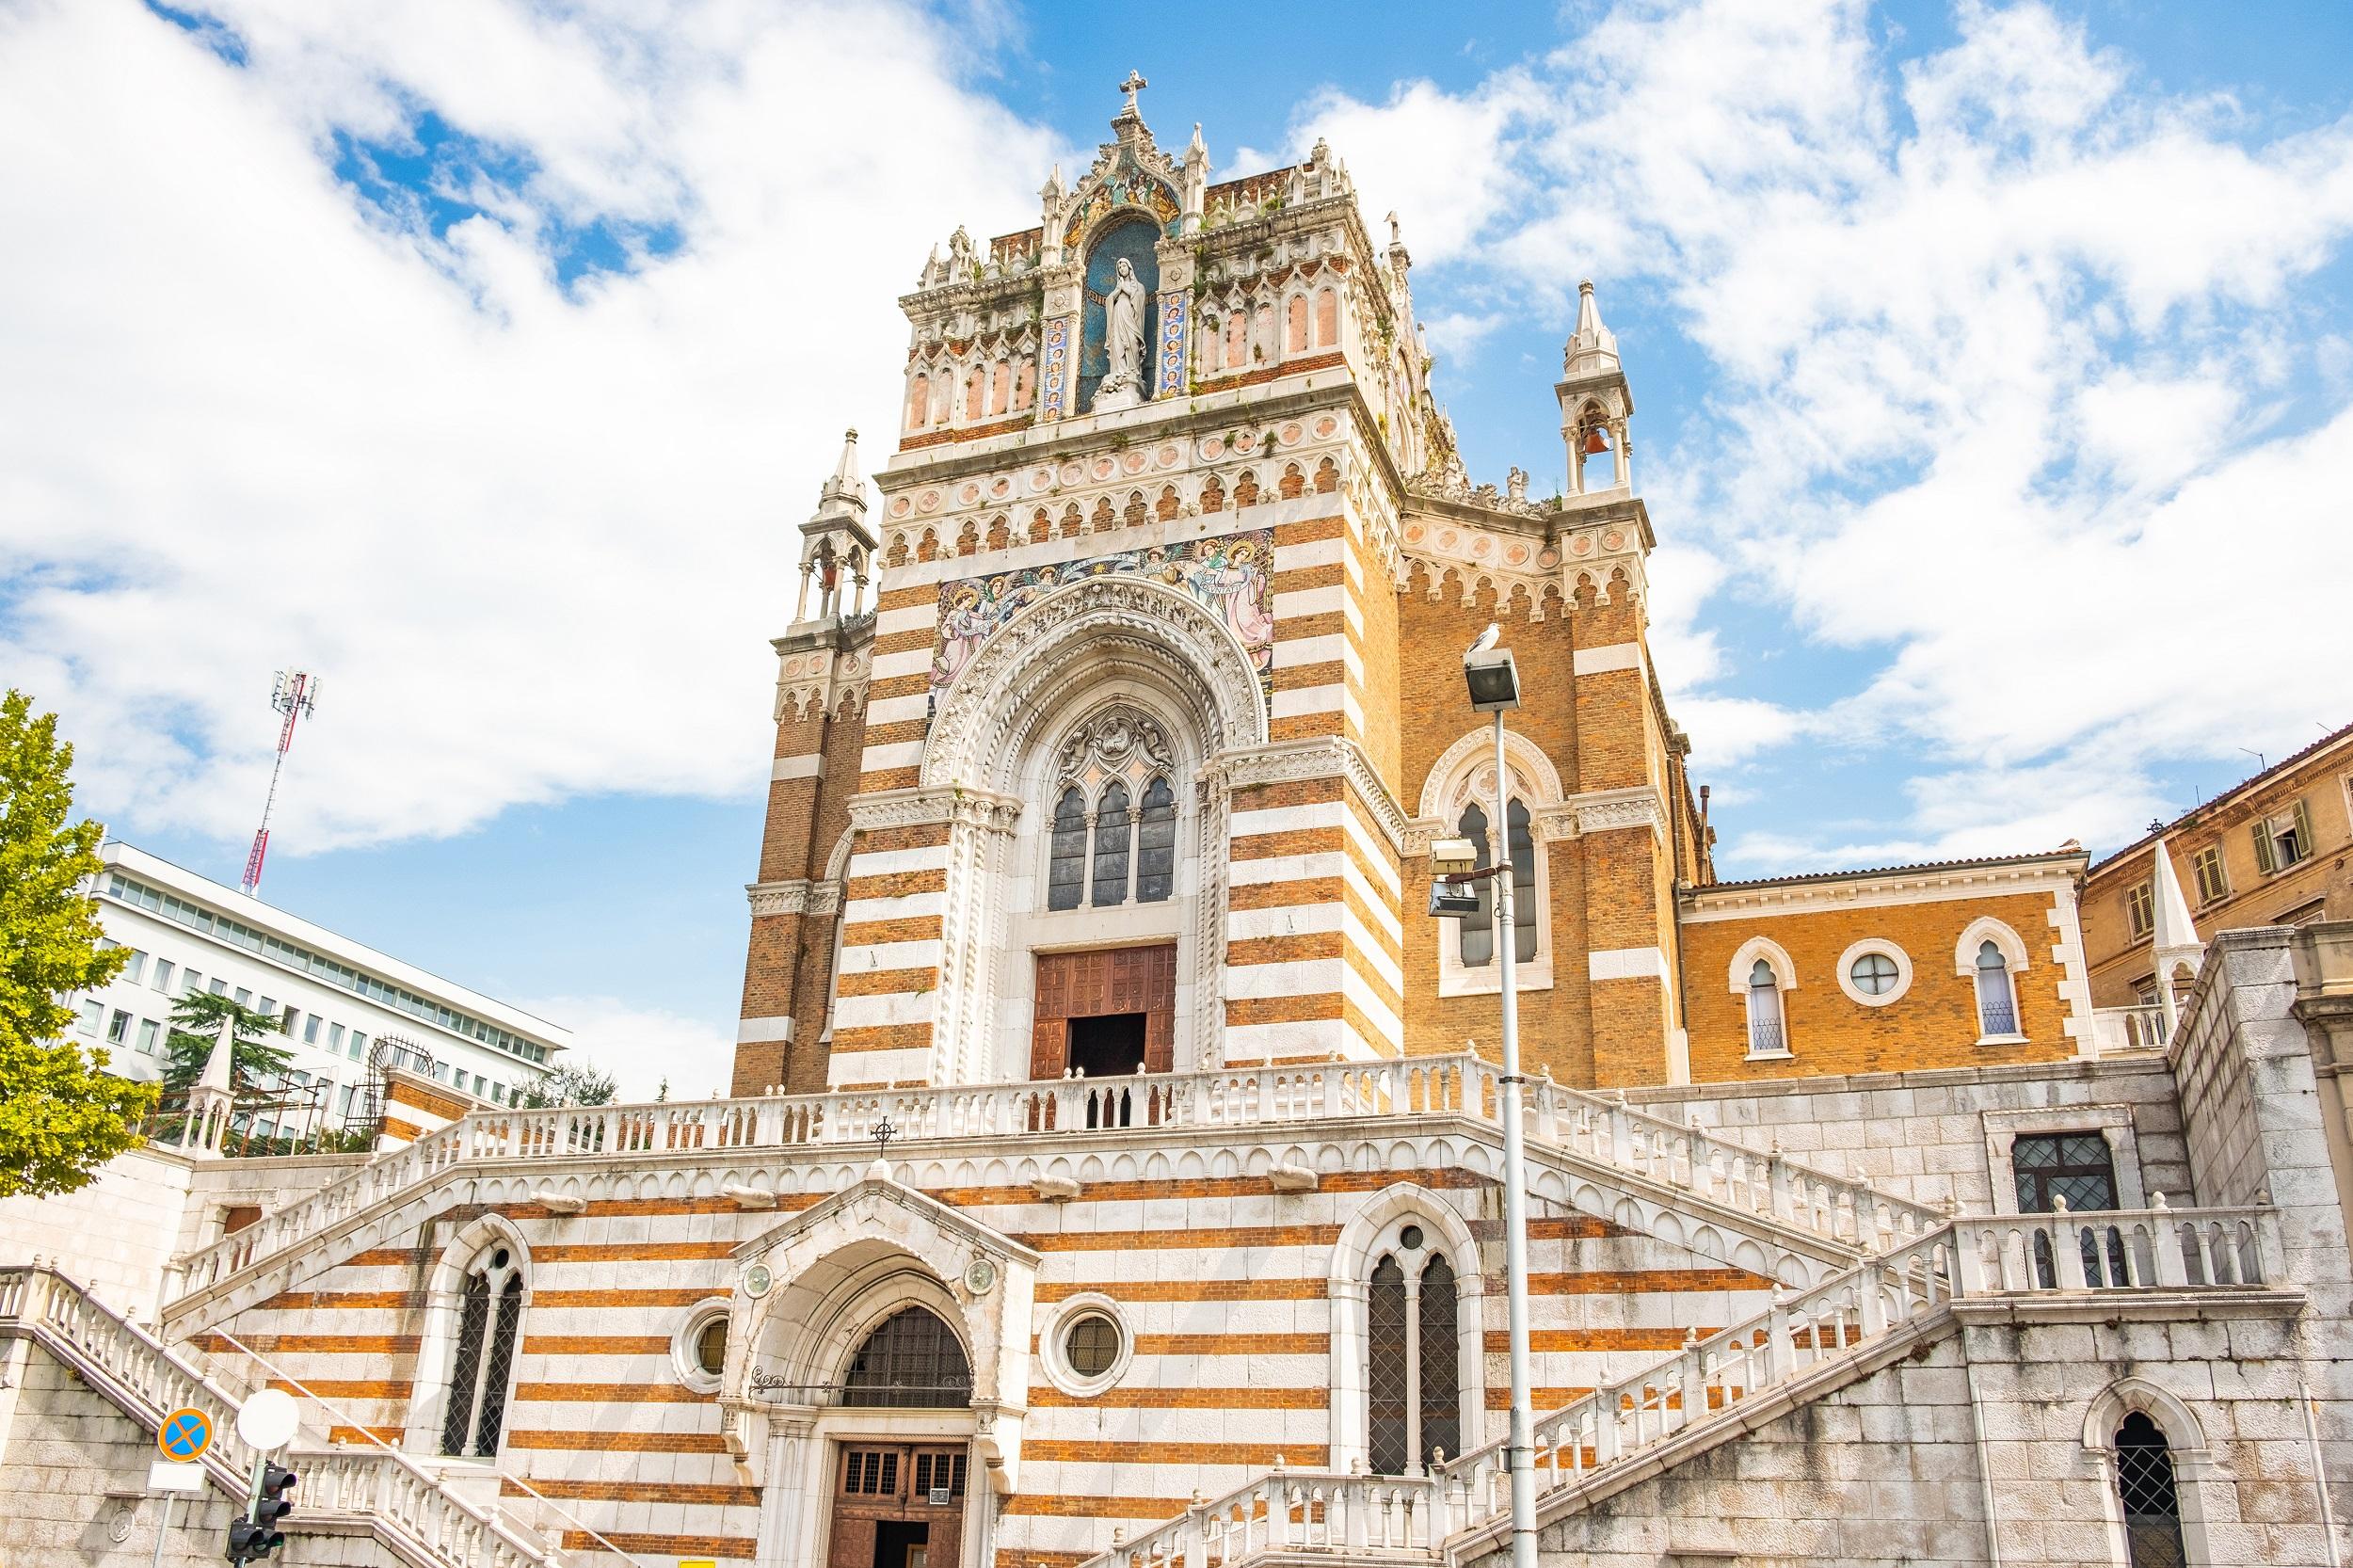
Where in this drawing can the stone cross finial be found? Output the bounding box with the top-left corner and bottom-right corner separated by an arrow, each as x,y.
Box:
872,1117 -> 898,1160
1118,70 -> 1148,115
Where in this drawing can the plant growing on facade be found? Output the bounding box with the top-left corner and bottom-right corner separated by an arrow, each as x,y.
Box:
0,688 -> 157,1197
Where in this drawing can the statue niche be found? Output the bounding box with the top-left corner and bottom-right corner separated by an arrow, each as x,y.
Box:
1081,217 -> 1160,414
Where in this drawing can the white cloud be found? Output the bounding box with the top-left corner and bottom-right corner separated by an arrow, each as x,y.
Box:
0,0 -> 1052,851
1279,0 -> 2353,862
521,993 -> 734,1103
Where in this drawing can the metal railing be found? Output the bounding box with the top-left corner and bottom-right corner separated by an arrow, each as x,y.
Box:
0,1266 -> 557,1568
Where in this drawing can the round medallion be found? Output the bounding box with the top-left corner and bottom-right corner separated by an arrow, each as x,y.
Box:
1061,462 -> 1085,486
917,490 -> 941,514
1200,437 -> 1226,460
888,496 -> 911,519
1313,415 -> 1338,438
1438,530 -> 1459,550
1280,422 -> 1304,445
966,1257 -> 998,1295
743,1263 -> 774,1299
1537,549 -> 1560,568
1506,543 -> 1529,566
1030,468 -> 1055,490
959,483 -> 981,504
1471,537 -> 1493,558
1121,451 -> 1146,473
1602,529 -> 1625,551
1237,431 -> 1257,451
1093,456 -> 1115,479
1402,521 -> 1424,543
1570,534 -> 1593,556
990,477 -> 1011,497
1156,444 -> 1179,467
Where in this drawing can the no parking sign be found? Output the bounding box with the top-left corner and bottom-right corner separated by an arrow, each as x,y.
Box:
157,1408 -> 212,1464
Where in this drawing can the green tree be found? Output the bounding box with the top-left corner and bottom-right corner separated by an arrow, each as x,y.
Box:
520,1061 -> 618,1108
0,689 -> 158,1197
163,991 -> 293,1094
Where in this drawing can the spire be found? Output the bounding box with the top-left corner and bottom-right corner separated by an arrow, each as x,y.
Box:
815,428 -> 866,522
2149,837 -> 2204,1033
1112,69 -> 1149,137
1564,279 -> 1620,376
197,1014 -> 235,1096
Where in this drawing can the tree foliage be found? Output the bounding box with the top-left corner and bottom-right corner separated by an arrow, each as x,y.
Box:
164,990 -> 293,1094
520,1061 -> 617,1108
0,690 -> 158,1197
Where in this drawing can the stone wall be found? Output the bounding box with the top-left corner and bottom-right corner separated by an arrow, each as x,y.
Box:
1625,1058 -> 2190,1214
0,1144 -> 191,1322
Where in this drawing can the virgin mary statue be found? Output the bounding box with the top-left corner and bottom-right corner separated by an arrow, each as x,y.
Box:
1093,257 -> 1150,410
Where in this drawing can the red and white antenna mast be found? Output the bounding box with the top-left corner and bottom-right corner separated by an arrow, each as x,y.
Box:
241,669 -> 320,896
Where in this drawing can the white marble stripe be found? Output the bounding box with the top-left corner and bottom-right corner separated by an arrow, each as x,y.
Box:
1272,633 -> 1351,669
1221,955 -> 1348,999
1270,536 -> 1346,570
871,648 -> 934,680
1272,684 -> 1345,719
865,692 -> 931,727
835,938 -> 942,971
877,602 -> 939,635
1274,584 -> 1346,618
1225,903 -> 1345,942
844,843 -> 952,877
858,740 -> 927,774
824,1046 -> 934,1082
830,989 -> 938,1029
840,890 -> 946,924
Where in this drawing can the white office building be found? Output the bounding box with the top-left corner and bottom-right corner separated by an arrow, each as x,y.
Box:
68,841 -> 566,1121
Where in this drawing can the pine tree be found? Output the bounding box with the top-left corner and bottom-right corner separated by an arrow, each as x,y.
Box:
0,690 -> 159,1197
520,1061 -> 618,1108
163,991 -> 294,1093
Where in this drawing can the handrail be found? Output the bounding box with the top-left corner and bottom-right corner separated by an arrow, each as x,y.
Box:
170,1052 -> 1927,1317
207,1326 -> 642,1565
1088,1202 -> 2288,1568
0,1266 -> 556,1568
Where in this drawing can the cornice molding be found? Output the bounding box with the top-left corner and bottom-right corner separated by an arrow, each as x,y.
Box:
1204,735 -> 1409,851
847,785 -> 1025,835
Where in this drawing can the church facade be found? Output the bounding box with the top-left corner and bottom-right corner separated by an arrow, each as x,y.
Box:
7,83 -> 2353,1568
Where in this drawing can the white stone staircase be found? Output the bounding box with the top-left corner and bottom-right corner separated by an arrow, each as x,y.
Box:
0,1264 -> 566,1568
161,1054 -> 1935,1337
1080,1201 -> 2288,1568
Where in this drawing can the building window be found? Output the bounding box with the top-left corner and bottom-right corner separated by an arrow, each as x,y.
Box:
1456,804 -> 1495,968
2114,1411 -> 2188,1567
2253,800 -> 2314,874
106,1009 -> 132,1045
233,987 -> 252,1007
1064,1312 -> 1121,1377
2126,880 -> 2155,938
840,1307 -> 972,1409
122,951 -> 147,984
2191,845 -> 2229,904
76,999 -> 103,1035
1367,1249 -> 1460,1475
303,1015 -> 322,1045
1745,960 -> 1787,1057
1091,781 -> 1131,906
151,960 -> 174,993
1506,802 -> 1536,963
208,977 -> 226,996
349,1032 -> 366,1060
1048,787 -> 1088,911
2012,1132 -> 2117,1213
439,1246 -> 524,1458
1136,777 -> 1177,903
136,1018 -> 160,1054
328,1023 -> 345,1050
1450,800 -> 1537,968
1850,952 -> 1897,996
1974,940 -> 2019,1036
182,969 -> 201,995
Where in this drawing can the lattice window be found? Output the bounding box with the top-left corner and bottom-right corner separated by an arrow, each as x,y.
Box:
2013,1133 -> 2118,1214
439,1245 -> 524,1458
1975,940 -> 2019,1035
1092,781 -> 1131,906
912,1450 -> 968,1502
1135,777 -> 1176,904
1048,788 -> 1088,911
1746,960 -> 1786,1056
1417,1256 -> 1461,1468
1506,802 -> 1537,963
841,1308 -> 973,1408
1367,1256 -> 1410,1475
840,1448 -> 900,1496
2116,1412 -> 2187,1567
1456,805 -> 1494,968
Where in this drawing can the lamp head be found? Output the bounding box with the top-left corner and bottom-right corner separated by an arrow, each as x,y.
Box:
1464,647 -> 1521,712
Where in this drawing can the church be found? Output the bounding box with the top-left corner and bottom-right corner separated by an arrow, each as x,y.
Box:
6,78 -> 2353,1568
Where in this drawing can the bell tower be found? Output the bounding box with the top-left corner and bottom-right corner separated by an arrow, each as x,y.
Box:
1560,280 -> 1633,500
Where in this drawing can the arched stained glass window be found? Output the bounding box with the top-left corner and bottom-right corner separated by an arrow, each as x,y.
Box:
1048,787 -> 1087,911
1747,959 -> 1785,1056
841,1307 -> 973,1408
1367,1256 -> 1409,1476
1136,776 -> 1176,904
1092,781 -> 1131,906
440,1245 -> 524,1457
1976,940 -> 2018,1035
2115,1411 -> 2186,1566
1417,1256 -> 1461,1468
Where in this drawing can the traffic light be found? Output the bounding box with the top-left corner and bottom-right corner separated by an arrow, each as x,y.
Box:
225,1464 -> 296,1563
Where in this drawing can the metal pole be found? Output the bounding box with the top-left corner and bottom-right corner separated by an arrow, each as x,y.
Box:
149,1492 -> 175,1568
1492,708 -> 1538,1568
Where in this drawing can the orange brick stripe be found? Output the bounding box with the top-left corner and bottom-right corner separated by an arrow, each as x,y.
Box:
259,1290 -> 424,1312
997,1553 -> 1089,1568
342,1249 -> 427,1269
835,965 -> 940,998
507,1478 -> 757,1508
867,672 -> 929,703
1016,1224 -> 1340,1253
1484,1385 -> 1595,1410
1280,609 -> 1347,641
831,1023 -> 935,1054
846,868 -> 946,900
875,584 -> 933,612
1230,825 -> 1343,862
1273,660 -> 1347,693
1475,1215 -> 1616,1241
1271,564 -> 1345,595
520,1335 -> 672,1356
328,1425 -> 405,1446
380,1116 -> 424,1142
1272,712 -> 1344,741
1036,1277 -> 1326,1304
195,1332 -> 419,1355
859,822 -> 951,854
863,718 -> 926,748
508,1430 -> 729,1454
1232,775 -> 1345,812
532,1241 -> 736,1263
1025,1440 -> 1331,1466
511,1382 -> 713,1404
560,1531 -> 755,1560
874,627 -> 933,657
1484,1327 -> 1722,1353
1225,993 -> 1342,1028
858,766 -> 922,791
266,1378 -> 405,1400
532,1288 -> 729,1309
1531,1268 -> 1770,1295
840,915 -> 944,947
1029,1384 -> 1327,1410
928,1168 -> 1486,1208
1273,513 -> 1347,546
1004,1495 -> 1193,1520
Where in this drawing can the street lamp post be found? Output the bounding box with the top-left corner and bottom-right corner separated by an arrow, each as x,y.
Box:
1461,635 -> 1539,1568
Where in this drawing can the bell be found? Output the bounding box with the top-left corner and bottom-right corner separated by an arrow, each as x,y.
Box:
1582,426 -> 1610,456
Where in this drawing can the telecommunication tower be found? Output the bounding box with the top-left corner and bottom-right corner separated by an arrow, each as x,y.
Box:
241,669 -> 320,896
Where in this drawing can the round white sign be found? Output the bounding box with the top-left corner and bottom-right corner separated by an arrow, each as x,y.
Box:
236,1388 -> 299,1451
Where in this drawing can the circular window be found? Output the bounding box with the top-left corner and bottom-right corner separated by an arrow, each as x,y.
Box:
489,1247 -> 510,1270
694,1316 -> 728,1377
1399,1224 -> 1425,1251
1849,952 -> 1899,996
1064,1313 -> 1121,1378
1835,940 -> 1913,1007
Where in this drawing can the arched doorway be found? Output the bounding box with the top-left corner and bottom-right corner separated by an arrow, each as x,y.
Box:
826,1308 -> 976,1568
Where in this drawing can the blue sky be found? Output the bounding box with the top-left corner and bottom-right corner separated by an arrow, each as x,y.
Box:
5,1 -> 2351,1097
